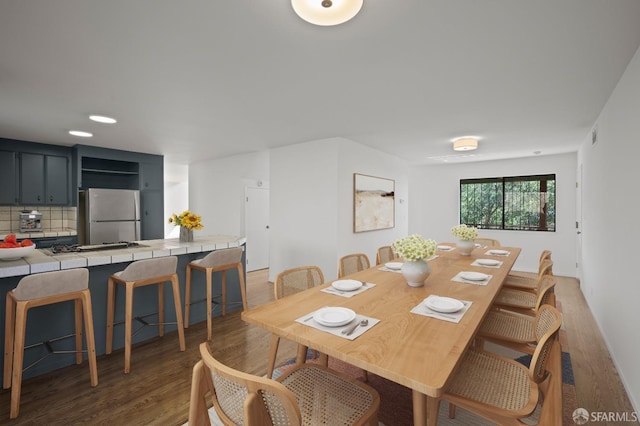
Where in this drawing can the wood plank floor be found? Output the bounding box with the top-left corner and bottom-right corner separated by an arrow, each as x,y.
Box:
0,269 -> 635,425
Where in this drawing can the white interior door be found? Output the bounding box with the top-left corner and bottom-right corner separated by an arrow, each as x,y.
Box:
245,187 -> 270,271
576,163 -> 583,283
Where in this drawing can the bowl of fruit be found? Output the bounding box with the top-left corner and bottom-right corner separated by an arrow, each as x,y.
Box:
0,234 -> 36,261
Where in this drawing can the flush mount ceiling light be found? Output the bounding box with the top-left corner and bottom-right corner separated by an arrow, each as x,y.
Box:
452,137 -> 479,151
89,115 -> 117,124
291,0 -> 363,26
69,130 -> 93,138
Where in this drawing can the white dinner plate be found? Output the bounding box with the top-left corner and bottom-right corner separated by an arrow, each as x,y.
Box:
460,271 -> 489,281
314,307 -> 357,327
476,258 -> 500,266
332,279 -> 363,292
425,296 -> 464,313
385,262 -> 403,270
437,245 -> 453,251
488,249 -> 509,256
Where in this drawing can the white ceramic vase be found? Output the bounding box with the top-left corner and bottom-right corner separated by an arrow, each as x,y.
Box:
456,239 -> 474,256
401,259 -> 431,287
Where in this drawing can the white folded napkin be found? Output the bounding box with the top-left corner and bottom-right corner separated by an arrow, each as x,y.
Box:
320,282 -> 375,297
451,271 -> 492,285
410,295 -> 471,323
295,310 -> 380,340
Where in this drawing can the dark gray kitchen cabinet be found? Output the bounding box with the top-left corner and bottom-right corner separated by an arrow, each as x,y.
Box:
140,162 -> 163,191
0,150 -> 18,204
140,189 -> 164,240
19,153 -> 69,205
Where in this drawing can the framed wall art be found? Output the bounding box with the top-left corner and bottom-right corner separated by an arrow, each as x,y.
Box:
353,173 -> 395,233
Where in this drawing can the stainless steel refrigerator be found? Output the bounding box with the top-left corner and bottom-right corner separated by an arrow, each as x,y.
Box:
79,188 -> 141,244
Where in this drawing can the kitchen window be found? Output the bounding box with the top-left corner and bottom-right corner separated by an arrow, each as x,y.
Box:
459,174 -> 556,232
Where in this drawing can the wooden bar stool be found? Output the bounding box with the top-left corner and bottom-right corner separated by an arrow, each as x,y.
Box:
184,247 -> 246,341
105,256 -> 185,374
3,268 -> 98,419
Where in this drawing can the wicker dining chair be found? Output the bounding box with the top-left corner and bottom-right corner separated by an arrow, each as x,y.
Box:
338,253 -> 370,278
505,251 -> 553,291
429,305 -> 563,426
375,246 -> 396,265
476,281 -> 557,354
267,266 -> 325,379
189,342 -> 380,426
473,237 -> 501,247
493,275 -> 557,317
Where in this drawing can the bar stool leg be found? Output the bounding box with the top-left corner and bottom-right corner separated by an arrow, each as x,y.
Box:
184,264 -> 192,328
3,294 -> 16,389
158,282 -> 165,337
10,302 -> 28,419
106,277 -> 116,354
124,283 -> 134,374
74,299 -> 83,365
170,275 -> 186,351
206,269 -> 213,341
81,290 -> 99,386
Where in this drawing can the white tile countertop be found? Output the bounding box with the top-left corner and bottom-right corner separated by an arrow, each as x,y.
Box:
0,235 -> 246,278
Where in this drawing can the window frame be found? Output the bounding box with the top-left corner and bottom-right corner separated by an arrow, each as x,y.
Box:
459,173 -> 556,232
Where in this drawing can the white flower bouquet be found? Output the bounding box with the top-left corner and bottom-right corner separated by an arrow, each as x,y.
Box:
392,234 -> 437,262
451,224 -> 478,241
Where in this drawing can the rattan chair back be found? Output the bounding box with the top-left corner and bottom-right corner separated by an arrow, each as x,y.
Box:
274,266 -> 324,300
190,342 -> 380,426
474,238 -> 501,247
375,246 -> 396,265
338,253 -> 370,278
530,305 -> 562,383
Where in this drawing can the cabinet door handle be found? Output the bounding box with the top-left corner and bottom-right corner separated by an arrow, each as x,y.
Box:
37,195 -> 41,201
50,195 -> 54,202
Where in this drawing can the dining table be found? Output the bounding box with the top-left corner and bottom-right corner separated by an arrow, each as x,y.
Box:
241,244 -> 521,425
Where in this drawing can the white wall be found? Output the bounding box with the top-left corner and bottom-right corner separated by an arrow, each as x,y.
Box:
409,153 -> 577,276
189,150 -> 270,237
163,161 -> 189,238
270,138 -> 409,282
578,45 -> 640,411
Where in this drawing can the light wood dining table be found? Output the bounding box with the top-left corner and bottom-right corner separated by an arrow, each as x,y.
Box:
241,244 -> 521,425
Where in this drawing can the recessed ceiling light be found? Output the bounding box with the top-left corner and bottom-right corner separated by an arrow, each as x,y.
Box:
69,130 -> 93,138
89,115 -> 117,124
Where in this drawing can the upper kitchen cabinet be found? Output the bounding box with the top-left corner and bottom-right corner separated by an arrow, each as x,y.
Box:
0,139 -> 72,206
20,153 -> 70,205
0,150 -> 18,204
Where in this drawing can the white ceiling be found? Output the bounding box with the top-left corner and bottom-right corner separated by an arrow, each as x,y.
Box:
1,1 -> 640,166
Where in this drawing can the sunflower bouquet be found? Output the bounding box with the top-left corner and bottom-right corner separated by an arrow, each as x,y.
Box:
168,210 -> 204,230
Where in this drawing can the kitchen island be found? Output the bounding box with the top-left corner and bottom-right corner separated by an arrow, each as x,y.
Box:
0,235 -> 246,379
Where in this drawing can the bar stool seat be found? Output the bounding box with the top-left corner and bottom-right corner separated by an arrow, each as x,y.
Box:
184,247 -> 246,341
3,268 -> 98,419
106,256 -> 185,374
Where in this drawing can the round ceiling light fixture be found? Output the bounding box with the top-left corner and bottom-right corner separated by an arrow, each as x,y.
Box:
452,136 -> 479,151
69,130 -> 93,138
291,0 -> 363,26
89,115 -> 117,124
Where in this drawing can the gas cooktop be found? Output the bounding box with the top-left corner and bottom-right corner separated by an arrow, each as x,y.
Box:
49,241 -> 147,254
